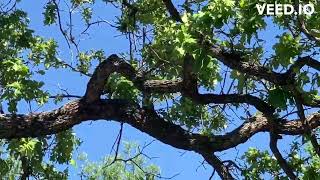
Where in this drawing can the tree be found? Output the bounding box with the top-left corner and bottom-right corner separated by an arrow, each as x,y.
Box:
0,0 -> 320,179
78,142 -> 161,180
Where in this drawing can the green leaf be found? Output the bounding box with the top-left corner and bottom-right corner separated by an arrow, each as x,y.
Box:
268,88 -> 291,109
43,3 -> 57,25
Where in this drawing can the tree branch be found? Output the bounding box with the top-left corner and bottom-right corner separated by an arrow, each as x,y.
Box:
205,44 -> 320,108
201,152 -> 234,179
162,0 -> 182,22
182,54 -> 275,115
288,56 -> 320,72
85,54 -> 275,115
269,133 -> 297,180
207,44 -> 293,86
5,52 -> 319,179
297,15 -> 320,44
294,94 -> 320,157
0,99 -> 319,152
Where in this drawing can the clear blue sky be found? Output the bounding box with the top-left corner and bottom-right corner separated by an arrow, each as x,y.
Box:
14,1 -> 291,179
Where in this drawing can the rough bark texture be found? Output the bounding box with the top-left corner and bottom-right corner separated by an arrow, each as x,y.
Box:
1,1 -> 320,179
1,54 -> 320,179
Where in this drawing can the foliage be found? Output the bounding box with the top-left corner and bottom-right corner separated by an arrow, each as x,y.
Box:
78,142 -> 160,180
241,142 -> 320,179
0,130 -> 79,179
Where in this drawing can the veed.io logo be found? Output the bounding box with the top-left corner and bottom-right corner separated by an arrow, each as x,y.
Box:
256,3 -> 315,15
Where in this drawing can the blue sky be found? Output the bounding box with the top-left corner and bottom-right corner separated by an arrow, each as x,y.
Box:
13,1 -> 294,179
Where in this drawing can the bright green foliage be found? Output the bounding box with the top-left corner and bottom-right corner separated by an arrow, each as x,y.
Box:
0,130 -> 80,179
242,142 -> 320,179
115,0 -> 165,32
78,142 -> 160,180
29,38 -> 60,69
82,7 -> 92,24
77,50 -> 105,73
71,0 -> 94,7
0,10 -> 54,112
303,143 -> 320,179
273,33 -> 303,68
144,14 -> 221,89
0,59 -> 48,112
50,130 -> 81,164
106,73 -> 140,102
236,0 -> 266,43
242,148 -> 283,179
203,0 -> 235,29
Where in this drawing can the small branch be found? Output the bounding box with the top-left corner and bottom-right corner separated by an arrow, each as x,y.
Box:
81,19 -> 116,35
58,58 -> 92,77
109,122 -> 124,165
52,0 -> 71,49
49,94 -> 82,99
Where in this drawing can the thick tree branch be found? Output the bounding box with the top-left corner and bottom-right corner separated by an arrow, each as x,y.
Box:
13,53 -> 320,179
85,54 -> 275,115
162,0 -> 182,22
21,156 -> 31,180
182,54 -> 275,115
84,54 -> 183,103
269,133 -> 297,180
201,152 -> 234,179
0,99 -> 319,152
206,44 -> 320,108
207,45 -> 294,86
0,94 -> 320,180
85,54 -> 139,102
202,39 -> 319,87
288,56 -> 320,72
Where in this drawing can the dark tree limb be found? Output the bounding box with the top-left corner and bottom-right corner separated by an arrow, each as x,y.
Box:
0,99 -> 319,152
85,54 -> 275,115
294,95 -> 320,157
162,0 -> 183,22
182,54 -> 275,115
2,52 -> 320,179
288,56 -> 320,72
206,44 -> 320,108
84,54 -> 184,102
200,37 -> 320,89
84,54 -> 139,103
206,45 -> 294,86
0,98 -> 319,179
21,156 -> 31,180
269,133 -> 297,180
201,152 -> 234,179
